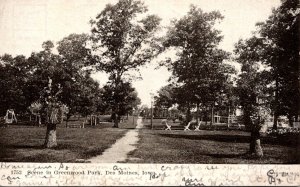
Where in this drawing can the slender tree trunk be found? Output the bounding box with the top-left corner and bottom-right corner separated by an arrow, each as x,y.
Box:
211,104 -> 214,126
273,112 -> 278,130
227,106 -> 231,129
273,80 -> 279,130
60,108 -> 64,124
288,115 -> 293,127
204,106 -> 208,125
196,103 -> 199,124
38,115 -> 41,127
113,113 -> 119,128
44,123 -> 57,148
186,102 -> 191,123
65,116 -> 70,128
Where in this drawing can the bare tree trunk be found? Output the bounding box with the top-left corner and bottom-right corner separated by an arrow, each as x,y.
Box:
38,115 -> 41,127
273,112 -> 278,130
196,103 -> 199,124
60,109 -> 64,124
113,114 -> 119,128
204,105 -> 208,125
288,115 -> 293,127
227,106 -> 230,130
210,104 -> 214,126
65,118 -> 68,128
249,130 -> 263,157
273,80 -> 279,130
186,102 -> 192,124
44,123 -> 57,148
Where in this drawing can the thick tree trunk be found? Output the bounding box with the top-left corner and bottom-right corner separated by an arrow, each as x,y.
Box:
44,123 -> 57,148
112,112 -> 119,128
249,130 -> 263,157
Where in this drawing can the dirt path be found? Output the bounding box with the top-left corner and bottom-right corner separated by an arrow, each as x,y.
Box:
87,117 -> 143,163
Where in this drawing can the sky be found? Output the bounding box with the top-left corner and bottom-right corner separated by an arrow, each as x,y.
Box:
0,0 -> 281,106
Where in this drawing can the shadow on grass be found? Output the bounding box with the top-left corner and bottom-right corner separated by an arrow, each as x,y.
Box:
121,127 -> 136,130
82,148 -> 106,159
1,144 -> 43,149
159,133 -> 250,143
54,143 -> 82,150
158,133 -> 299,147
204,153 -> 248,159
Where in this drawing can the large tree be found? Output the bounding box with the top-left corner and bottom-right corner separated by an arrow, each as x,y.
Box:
255,0 -> 300,128
233,0 -> 299,157
101,81 -> 141,121
163,5 -> 235,124
154,84 -> 174,109
26,39 -> 100,147
0,54 -> 29,115
90,0 -> 161,127
234,38 -> 271,157
154,84 -> 175,118
25,41 -> 66,148
57,33 -> 100,124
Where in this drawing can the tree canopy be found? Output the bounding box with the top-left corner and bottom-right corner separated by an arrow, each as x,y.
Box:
162,5 -> 236,121
234,0 -> 300,128
90,0 -> 161,127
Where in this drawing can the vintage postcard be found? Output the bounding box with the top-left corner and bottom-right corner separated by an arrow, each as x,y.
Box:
0,0 -> 299,186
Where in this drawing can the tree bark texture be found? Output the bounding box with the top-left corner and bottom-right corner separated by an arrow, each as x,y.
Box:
44,123 -> 57,148
44,107 -> 59,148
249,130 -> 263,157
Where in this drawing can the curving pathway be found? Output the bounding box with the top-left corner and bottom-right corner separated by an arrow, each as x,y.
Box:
87,117 -> 143,163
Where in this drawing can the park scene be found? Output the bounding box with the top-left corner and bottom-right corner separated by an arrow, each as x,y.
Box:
0,0 -> 299,164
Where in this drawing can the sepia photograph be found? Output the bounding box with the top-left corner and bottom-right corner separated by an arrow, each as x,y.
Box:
0,0 -> 299,185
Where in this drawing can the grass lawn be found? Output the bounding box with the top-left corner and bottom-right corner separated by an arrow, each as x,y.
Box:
0,116 -> 137,162
126,119 -> 300,164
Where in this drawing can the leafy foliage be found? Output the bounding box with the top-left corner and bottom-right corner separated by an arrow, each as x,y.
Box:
0,55 -> 29,115
162,5 -> 236,119
101,81 -> 141,118
235,0 -> 300,128
90,0 -> 161,127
